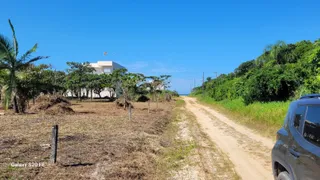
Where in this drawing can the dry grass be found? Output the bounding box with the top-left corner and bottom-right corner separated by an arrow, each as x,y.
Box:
0,100 -> 174,180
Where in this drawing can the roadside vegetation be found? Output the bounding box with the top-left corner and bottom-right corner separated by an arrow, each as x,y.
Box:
192,39 -> 320,137
194,95 -> 289,138
156,99 -> 194,178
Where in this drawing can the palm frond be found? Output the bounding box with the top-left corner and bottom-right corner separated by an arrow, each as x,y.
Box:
16,56 -> 49,70
19,43 -> 38,62
25,56 -> 49,64
0,63 -> 10,70
0,35 -> 14,58
8,19 -> 18,57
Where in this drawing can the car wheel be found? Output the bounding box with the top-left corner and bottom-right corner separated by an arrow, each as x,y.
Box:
277,171 -> 291,180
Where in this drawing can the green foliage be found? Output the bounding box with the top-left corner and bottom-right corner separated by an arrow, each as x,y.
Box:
17,64 -> 66,102
0,19 -> 49,112
234,60 -> 256,77
86,73 -> 105,98
192,39 -> 320,104
110,68 -> 128,97
121,72 -> 145,101
65,61 -> 95,99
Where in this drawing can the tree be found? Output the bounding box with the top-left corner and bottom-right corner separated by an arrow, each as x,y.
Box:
100,73 -> 113,99
35,66 -> 67,95
86,74 -> 105,98
0,19 -> 49,112
159,75 -> 172,101
145,76 -> 161,102
110,68 -> 128,98
191,39 -> 320,104
234,60 -> 256,77
65,62 -> 95,101
143,75 -> 170,108
86,74 -> 97,100
18,64 -> 51,106
256,41 -> 287,67
159,75 -> 171,90
120,73 -> 145,108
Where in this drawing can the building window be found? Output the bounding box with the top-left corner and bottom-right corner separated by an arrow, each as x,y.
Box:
104,68 -> 111,73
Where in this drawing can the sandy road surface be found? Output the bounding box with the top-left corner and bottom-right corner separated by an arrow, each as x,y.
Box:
182,97 -> 274,180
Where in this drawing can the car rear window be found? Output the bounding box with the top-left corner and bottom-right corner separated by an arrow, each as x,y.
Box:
303,106 -> 320,147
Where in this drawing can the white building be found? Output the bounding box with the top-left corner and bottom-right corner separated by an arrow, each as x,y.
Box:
90,61 -> 125,74
67,61 -> 125,98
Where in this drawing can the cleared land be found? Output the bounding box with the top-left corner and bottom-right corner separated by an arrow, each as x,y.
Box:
0,100 -> 173,180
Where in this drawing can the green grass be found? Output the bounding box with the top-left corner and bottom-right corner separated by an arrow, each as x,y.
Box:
194,95 -> 290,138
176,99 -> 186,107
163,142 -> 197,169
156,99 -> 197,178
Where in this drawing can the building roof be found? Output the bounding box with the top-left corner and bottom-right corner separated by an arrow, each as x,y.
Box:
89,61 -> 125,70
90,61 -> 113,67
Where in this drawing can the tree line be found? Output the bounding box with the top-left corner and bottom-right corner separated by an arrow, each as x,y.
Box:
192,39 -> 320,104
0,19 -> 177,113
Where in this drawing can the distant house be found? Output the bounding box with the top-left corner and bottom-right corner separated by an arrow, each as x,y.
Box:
67,61 -> 125,98
89,61 -> 125,98
90,61 -> 125,74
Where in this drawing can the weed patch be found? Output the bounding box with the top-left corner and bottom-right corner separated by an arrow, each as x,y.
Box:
194,95 -> 289,138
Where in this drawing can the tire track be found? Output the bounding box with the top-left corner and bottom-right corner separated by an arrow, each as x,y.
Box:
183,97 -> 274,180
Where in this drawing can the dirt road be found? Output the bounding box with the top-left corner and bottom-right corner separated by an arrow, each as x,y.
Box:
182,97 -> 274,180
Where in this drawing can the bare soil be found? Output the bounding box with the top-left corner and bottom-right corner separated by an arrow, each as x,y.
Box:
183,97 -> 274,180
0,100 -> 173,180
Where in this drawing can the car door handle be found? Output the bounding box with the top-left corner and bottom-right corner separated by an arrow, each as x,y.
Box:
289,148 -> 301,158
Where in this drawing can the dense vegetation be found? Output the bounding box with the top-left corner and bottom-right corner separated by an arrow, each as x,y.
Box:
0,19 -> 177,113
191,39 -> 320,135
192,40 -> 320,105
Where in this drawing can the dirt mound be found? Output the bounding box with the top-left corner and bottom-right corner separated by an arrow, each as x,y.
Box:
115,97 -> 134,110
137,95 -> 150,102
29,95 -> 74,115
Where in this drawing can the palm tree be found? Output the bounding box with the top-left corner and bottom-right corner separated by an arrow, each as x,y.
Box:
0,19 -> 48,113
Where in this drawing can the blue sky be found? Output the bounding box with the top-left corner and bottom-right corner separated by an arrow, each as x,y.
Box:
1,0 -> 320,94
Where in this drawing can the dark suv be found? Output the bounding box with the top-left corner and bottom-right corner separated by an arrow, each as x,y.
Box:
272,94 -> 320,180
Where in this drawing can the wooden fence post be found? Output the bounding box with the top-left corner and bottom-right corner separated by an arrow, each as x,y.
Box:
156,95 -> 158,111
50,125 -> 58,164
128,104 -> 132,120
